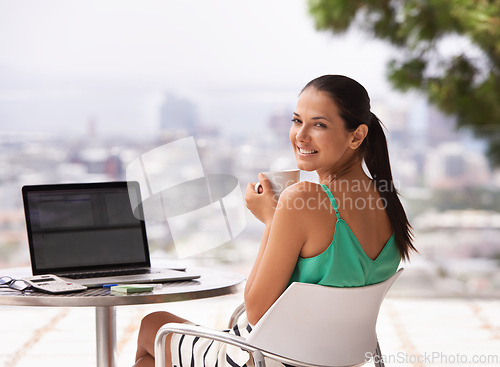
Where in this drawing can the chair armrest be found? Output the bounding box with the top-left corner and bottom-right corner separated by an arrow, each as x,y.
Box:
154,322 -> 261,367
154,322 -> 332,367
227,302 -> 246,328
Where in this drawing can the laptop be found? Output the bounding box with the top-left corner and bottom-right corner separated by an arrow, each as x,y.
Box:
22,181 -> 200,288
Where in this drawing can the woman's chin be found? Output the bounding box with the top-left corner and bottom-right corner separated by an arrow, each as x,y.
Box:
296,162 -> 316,172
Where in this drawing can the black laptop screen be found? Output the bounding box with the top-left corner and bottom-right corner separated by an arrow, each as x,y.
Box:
22,182 -> 150,274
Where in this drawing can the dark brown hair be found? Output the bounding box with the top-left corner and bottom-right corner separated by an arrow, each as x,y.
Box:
302,75 -> 416,261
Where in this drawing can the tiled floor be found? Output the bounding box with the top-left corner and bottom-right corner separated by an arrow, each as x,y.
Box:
1,295 -> 500,367
0,293 -> 243,367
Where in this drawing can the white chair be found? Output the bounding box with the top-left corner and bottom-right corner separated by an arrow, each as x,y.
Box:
155,268 -> 403,367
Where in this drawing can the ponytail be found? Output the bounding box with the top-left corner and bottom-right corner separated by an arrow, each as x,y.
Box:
365,113 -> 415,261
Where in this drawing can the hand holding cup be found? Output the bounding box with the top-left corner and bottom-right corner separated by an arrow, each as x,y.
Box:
245,170 -> 299,224
254,169 -> 300,197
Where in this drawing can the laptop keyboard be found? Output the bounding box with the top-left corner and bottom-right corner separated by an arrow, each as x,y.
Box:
60,268 -> 153,279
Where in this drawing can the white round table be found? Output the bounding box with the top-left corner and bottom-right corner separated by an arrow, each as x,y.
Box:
0,266 -> 245,367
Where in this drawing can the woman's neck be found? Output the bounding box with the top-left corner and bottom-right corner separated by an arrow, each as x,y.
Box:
317,158 -> 368,186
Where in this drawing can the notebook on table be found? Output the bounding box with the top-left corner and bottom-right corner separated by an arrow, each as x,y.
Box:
22,181 -> 200,288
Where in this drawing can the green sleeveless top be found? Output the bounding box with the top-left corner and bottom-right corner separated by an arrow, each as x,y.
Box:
288,184 -> 400,287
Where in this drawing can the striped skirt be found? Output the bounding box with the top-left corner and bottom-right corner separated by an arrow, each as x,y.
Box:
170,313 -> 284,367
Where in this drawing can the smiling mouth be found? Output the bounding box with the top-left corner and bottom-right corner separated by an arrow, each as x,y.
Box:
297,146 -> 318,155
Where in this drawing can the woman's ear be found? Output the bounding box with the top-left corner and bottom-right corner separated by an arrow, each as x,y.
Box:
349,124 -> 368,149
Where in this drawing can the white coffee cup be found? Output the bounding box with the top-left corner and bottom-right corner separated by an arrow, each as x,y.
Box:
255,169 -> 300,196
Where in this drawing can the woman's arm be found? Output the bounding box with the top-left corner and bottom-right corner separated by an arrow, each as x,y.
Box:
244,174 -> 275,295
244,223 -> 271,298
244,179 -> 310,325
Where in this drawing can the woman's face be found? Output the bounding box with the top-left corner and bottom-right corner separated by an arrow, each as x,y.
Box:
289,88 -> 356,176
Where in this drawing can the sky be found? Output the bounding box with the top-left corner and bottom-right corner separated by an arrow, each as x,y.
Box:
0,0 -> 407,137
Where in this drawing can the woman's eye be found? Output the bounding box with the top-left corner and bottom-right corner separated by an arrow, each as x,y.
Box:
291,119 -> 302,124
315,122 -> 327,128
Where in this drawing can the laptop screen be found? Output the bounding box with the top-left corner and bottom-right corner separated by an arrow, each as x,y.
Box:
22,181 -> 151,275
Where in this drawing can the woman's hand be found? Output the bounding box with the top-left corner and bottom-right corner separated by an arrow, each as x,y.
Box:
245,173 -> 278,225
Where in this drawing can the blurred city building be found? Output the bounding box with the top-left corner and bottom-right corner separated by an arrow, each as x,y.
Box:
267,107 -> 292,148
425,142 -> 491,189
160,93 -> 199,136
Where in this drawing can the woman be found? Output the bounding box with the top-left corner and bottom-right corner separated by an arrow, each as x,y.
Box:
133,75 -> 415,367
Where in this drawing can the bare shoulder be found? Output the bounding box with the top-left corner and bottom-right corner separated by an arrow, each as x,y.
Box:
280,181 -> 323,199
277,181 -> 330,215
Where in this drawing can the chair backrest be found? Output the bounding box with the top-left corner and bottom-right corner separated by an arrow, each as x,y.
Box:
247,268 -> 403,366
